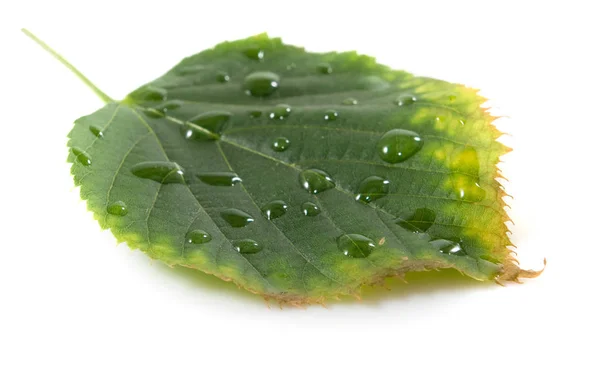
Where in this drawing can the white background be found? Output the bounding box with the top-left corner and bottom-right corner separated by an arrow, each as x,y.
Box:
2,1 -> 599,372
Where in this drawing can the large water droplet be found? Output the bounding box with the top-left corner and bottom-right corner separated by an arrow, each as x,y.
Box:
186,229 -> 212,244
216,71 -> 230,83
377,129 -> 424,163
107,201 -> 128,216
221,208 -> 255,227
261,200 -> 288,220
243,71 -> 280,97
129,86 -> 167,102
243,47 -> 264,61
324,110 -> 338,121
395,208 -> 436,232
301,202 -> 321,217
317,62 -> 333,74
430,239 -> 466,256
337,234 -> 375,258
342,98 -> 358,105
233,239 -> 262,254
197,172 -> 242,186
271,137 -> 290,152
71,147 -> 92,166
89,125 -> 103,138
355,176 -> 390,203
299,169 -> 335,194
269,104 -> 292,119
394,94 -> 417,106
189,111 -> 232,133
131,161 -> 185,184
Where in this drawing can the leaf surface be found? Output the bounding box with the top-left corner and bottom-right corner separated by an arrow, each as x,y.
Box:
65,34 -> 521,303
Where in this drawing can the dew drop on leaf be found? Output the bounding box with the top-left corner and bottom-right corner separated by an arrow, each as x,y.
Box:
377,129 -> 424,163
188,111 -> 232,134
299,169 -> 335,194
221,208 -> 255,227
337,234 -> 375,258
233,239 -> 262,254
89,125 -> 103,138
261,200 -> 288,220
342,98 -> 358,105
131,161 -> 185,184
216,71 -> 230,83
269,104 -> 292,119
317,62 -> 333,74
71,147 -> 92,166
324,110 -> 338,121
271,137 -> 290,152
430,239 -> 466,256
197,171 -> 242,186
301,202 -> 321,217
355,176 -> 390,203
186,229 -> 212,244
129,86 -> 167,102
394,208 -> 436,232
243,71 -> 280,97
107,201 -> 128,216
394,94 -> 417,106
243,47 -> 264,61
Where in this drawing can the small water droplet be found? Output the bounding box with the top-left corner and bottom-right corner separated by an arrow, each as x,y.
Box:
301,202 -> 321,217
337,234 -> 375,258
131,161 -> 185,184
430,239 -> 466,256
394,94 -> 417,106
249,110 -> 262,118
129,86 -> 167,102
197,172 -> 242,186
299,169 -> 335,194
233,239 -> 262,254
271,137 -> 290,152
355,176 -> 390,203
243,47 -> 264,61
145,100 -> 184,118
317,62 -> 333,74
89,125 -> 103,138
269,104 -> 292,119
261,200 -> 288,220
342,98 -> 358,105
71,147 -> 92,166
243,71 -> 280,97
221,208 -> 255,227
216,71 -> 230,83
377,129 -> 424,164
107,201 -> 128,216
186,229 -> 212,244
395,208 -> 436,232
324,110 -> 338,121
450,174 -> 486,202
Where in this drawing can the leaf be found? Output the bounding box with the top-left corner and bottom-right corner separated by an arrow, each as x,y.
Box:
27,30 -> 540,304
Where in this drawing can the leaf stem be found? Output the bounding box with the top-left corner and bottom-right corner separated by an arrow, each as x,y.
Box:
21,28 -> 114,103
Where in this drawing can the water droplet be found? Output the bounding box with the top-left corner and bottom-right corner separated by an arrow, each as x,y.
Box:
269,104 -> 292,119
189,111 -> 232,133
89,125 -> 103,138
197,172 -> 242,186
317,62 -> 333,74
377,129 -> 424,163
243,71 -> 280,97
243,47 -> 264,61
145,100 -> 184,118
394,94 -> 417,106
129,86 -> 167,102
430,239 -> 466,256
249,110 -> 262,118
131,161 -> 185,184
233,239 -> 262,254
355,176 -> 390,203
301,202 -> 321,217
261,200 -> 288,220
271,137 -> 290,152
324,110 -> 338,121
450,174 -> 486,202
107,201 -> 128,216
186,229 -> 212,244
395,208 -> 436,232
299,169 -> 335,194
221,208 -> 255,227
342,98 -> 358,105
71,147 -> 92,166
337,234 -> 375,258
216,71 -> 230,83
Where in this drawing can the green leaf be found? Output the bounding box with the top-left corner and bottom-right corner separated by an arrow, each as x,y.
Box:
27,30 -> 540,304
